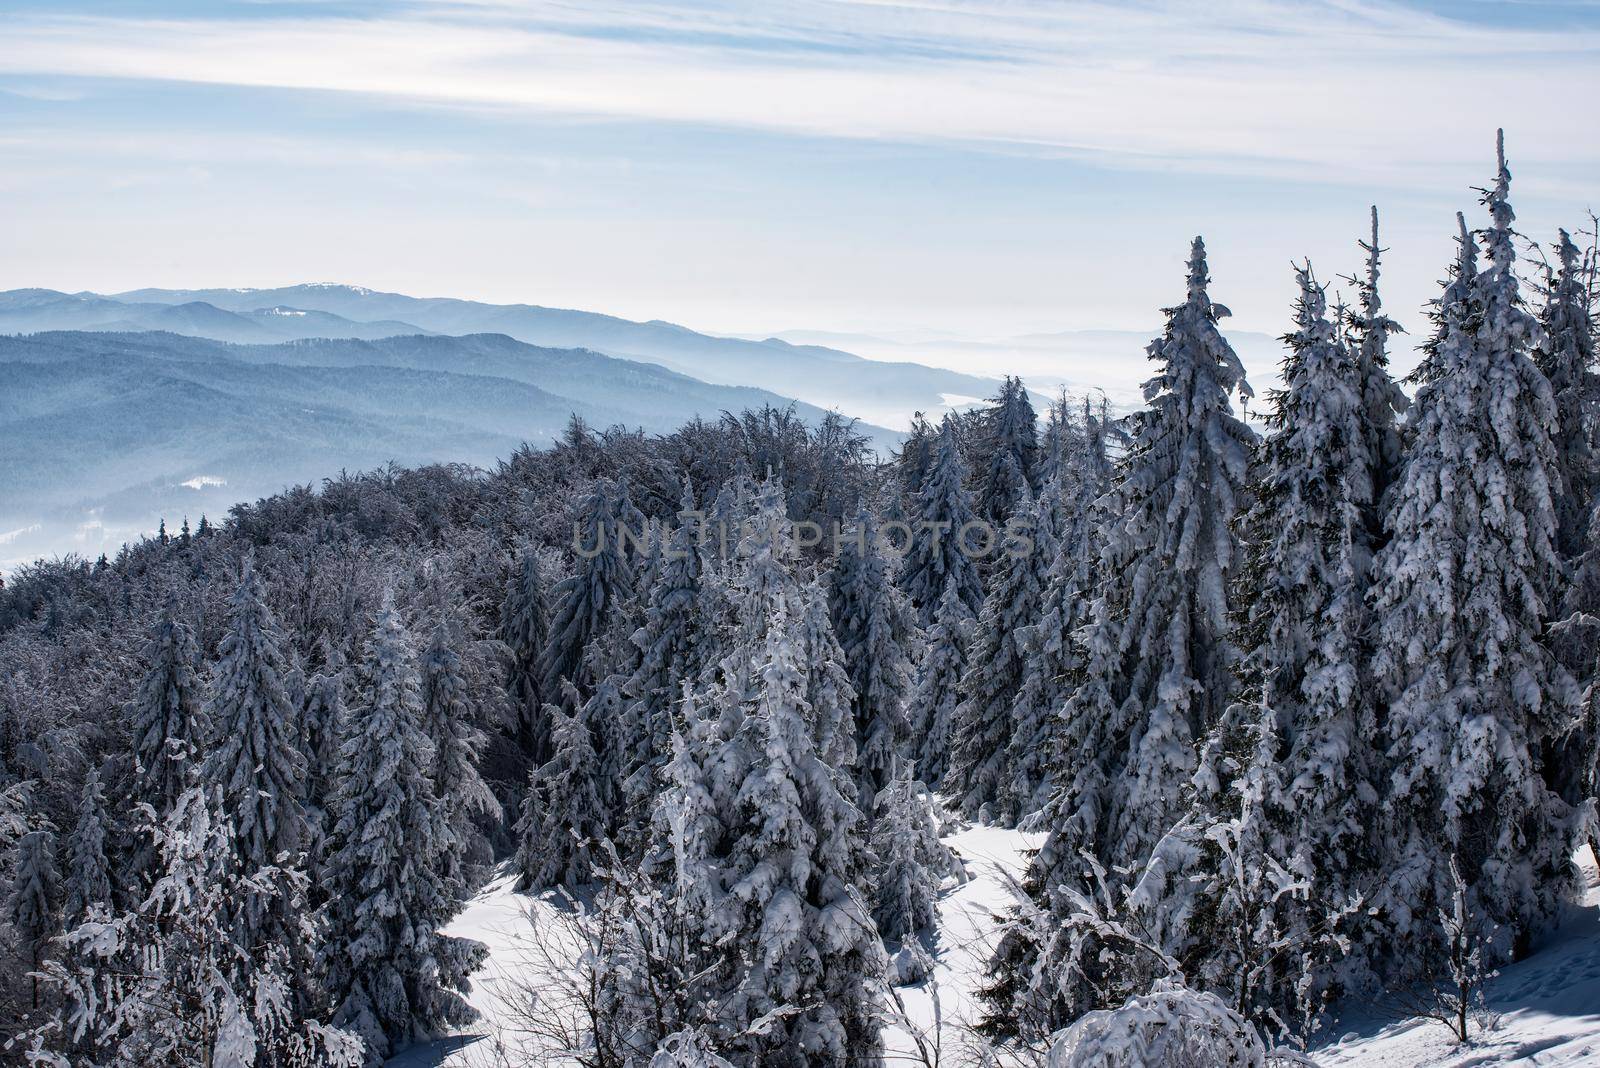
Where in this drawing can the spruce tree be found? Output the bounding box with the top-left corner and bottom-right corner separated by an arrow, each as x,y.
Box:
1368,133 -> 1579,973
797,578 -> 860,775
698,604 -> 885,1065
419,613 -> 497,897
1344,207 -> 1409,524
63,766 -> 112,927
1127,262 -> 1390,1035
620,488 -> 710,848
540,480 -> 644,700
900,416 -> 983,626
975,376 -> 1041,529
1537,227 -> 1599,560
321,592 -> 486,1062
9,826 -> 59,1007
909,577 -> 973,787
946,485 -> 1053,825
990,241 -> 1255,1036
501,543 -> 550,759
828,504 -> 918,807
203,558 -> 307,921
1086,237 -> 1254,870
1010,397 -> 1114,825
514,683 -> 609,891
299,633 -> 348,826
871,761 -> 959,944
128,599 -> 208,819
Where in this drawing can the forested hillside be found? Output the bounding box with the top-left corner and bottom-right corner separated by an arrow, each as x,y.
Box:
0,135 -> 1596,1067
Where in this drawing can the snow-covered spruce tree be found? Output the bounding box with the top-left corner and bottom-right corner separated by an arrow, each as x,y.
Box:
1537,227 -> 1600,561
828,504 -> 918,807
299,633 -> 347,832
1009,400 -> 1115,823
419,613 -> 498,898
983,239 -> 1254,1038
515,682 -> 610,891
127,599 -> 208,820
1368,134 -> 1581,976
909,577 -> 974,787
695,602 -> 886,1066
202,557 -> 307,935
501,542 -> 550,760
44,787 -> 361,1068
900,415 -> 984,626
797,578 -> 860,776
540,480 -> 645,702
62,767 -> 112,927
10,826 -> 59,1007
870,760 -> 962,945
946,484 -> 1053,825
1408,213 -> 1481,390
619,487 -> 710,851
1343,207 -> 1409,529
321,592 -> 485,1063
896,411 -> 938,499
1129,262 -> 1389,1036
1088,237 -> 1253,870
975,376 -> 1041,529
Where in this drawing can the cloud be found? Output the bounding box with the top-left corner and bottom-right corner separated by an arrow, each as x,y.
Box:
0,1 -> 1596,189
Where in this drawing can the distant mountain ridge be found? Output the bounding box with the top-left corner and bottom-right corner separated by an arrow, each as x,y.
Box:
0,329 -> 892,568
0,283 -> 1002,424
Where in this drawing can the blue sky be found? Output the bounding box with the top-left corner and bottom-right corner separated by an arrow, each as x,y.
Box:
1,0 -> 1597,381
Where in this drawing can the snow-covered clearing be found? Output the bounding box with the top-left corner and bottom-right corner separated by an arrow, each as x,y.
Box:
391,833 -> 1600,1067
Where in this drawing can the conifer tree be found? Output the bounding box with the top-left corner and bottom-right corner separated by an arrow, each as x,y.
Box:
540,480 -> 645,700
128,599 -> 208,818
946,485 -> 1053,824
1368,133 -> 1579,972
695,604 -> 885,1065
501,543 -> 550,759
9,826 -> 59,1007
1537,227 -> 1599,560
996,245 -> 1255,1034
1344,207 -> 1409,523
63,767 -> 112,927
299,633 -> 348,826
1010,397 -> 1114,823
870,761 -> 959,943
1085,237 -> 1254,869
896,412 -> 938,499
203,558 -> 307,923
900,416 -> 983,625
419,613 -> 497,897
797,580 -> 860,778
909,577 -> 973,787
321,592 -> 486,1062
1125,262 -> 1389,1034
975,376 -> 1041,528
620,489 -> 709,846
515,683 -> 609,891
828,504 -> 918,806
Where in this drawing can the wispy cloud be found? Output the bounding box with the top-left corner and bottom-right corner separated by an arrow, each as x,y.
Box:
1,1 -> 1596,189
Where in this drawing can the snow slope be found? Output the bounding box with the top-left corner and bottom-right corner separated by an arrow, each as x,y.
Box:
391,831 -> 1600,1067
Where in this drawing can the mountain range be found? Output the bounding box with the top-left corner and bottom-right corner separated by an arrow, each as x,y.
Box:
0,285 -> 1002,426
0,327 -> 896,568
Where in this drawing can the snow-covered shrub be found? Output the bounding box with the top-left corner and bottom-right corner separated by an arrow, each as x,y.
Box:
1045,981 -> 1269,1068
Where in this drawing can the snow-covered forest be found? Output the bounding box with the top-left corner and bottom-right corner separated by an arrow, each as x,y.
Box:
1,134 -> 1598,1067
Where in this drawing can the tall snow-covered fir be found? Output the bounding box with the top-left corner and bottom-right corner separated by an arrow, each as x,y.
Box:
1366,132 -> 1581,974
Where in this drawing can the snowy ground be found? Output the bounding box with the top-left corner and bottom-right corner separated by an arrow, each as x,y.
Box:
391,831 -> 1600,1067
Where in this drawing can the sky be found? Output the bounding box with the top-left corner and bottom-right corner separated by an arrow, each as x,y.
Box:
1,0 -> 1598,381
